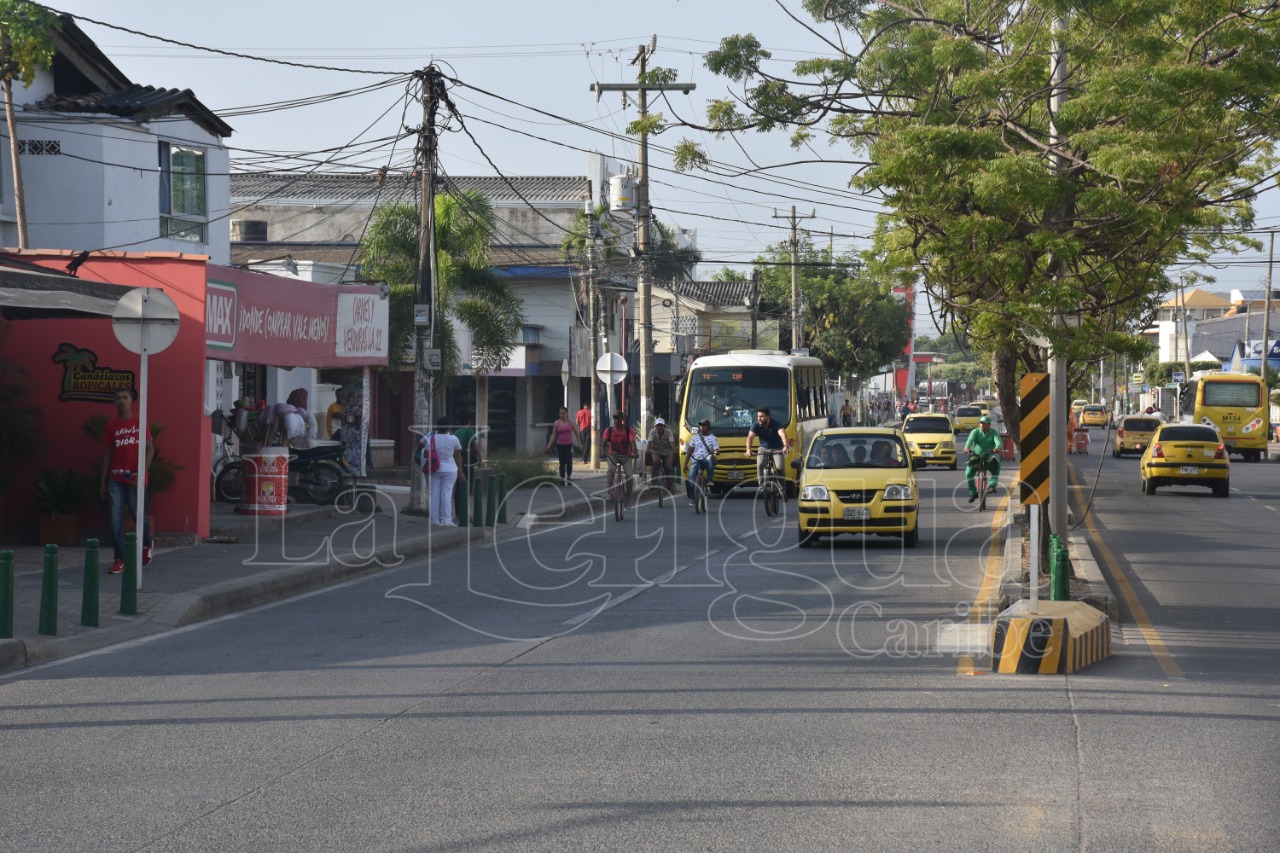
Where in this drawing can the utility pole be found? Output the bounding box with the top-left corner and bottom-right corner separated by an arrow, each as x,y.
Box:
411,67 -> 441,515
589,38 -> 695,435
1047,15 -> 1070,540
1178,274 -> 1192,382
773,206 -> 816,351
586,185 -> 601,468
749,270 -> 761,349
1263,231 -> 1274,398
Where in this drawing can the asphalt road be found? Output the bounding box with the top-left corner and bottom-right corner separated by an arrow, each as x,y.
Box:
1,460 -> 1277,852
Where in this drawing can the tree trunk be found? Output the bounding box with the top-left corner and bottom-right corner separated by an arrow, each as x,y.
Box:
993,347 -> 1020,450
4,76 -> 28,249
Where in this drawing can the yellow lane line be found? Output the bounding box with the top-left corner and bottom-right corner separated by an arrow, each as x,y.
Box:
1070,458 -> 1184,678
957,491 -> 1011,675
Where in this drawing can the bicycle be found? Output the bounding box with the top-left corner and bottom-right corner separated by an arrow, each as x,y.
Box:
967,450 -> 997,511
756,448 -> 786,517
647,453 -> 675,509
691,460 -> 709,514
606,454 -> 632,522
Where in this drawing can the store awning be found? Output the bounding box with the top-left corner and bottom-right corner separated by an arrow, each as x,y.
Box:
205,264 -> 389,368
0,263 -> 134,318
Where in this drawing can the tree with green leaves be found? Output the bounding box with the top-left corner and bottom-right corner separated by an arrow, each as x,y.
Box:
357,192 -> 523,381
0,0 -> 59,248
753,239 -> 910,380
671,0 -> 1280,433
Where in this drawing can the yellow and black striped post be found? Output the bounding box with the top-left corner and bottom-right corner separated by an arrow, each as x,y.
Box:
1019,373 -> 1050,505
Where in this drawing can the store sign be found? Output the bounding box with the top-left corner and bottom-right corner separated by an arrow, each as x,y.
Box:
51,343 -> 135,403
204,265 -> 388,368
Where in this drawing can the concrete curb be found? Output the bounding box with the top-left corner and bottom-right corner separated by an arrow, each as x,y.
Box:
1067,533 -> 1119,624
0,524 -> 486,675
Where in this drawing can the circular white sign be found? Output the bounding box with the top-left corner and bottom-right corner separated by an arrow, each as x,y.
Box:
595,352 -> 628,385
112,288 -> 180,355
561,358 -> 571,386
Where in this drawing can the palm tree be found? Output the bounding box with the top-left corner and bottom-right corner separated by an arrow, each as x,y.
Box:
0,1 -> 59,249
358,192 -> 523,381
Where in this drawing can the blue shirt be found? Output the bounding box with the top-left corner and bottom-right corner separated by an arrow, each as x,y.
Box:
749,419 -> 785,450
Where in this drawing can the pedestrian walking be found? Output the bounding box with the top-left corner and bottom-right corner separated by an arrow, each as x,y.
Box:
544,407 -> 580,484
423,425 -> 464,526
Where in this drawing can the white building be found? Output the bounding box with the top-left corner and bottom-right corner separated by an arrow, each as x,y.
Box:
1,15 -> 232,262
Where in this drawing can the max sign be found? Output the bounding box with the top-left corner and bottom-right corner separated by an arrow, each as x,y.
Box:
204,265 -> 388,368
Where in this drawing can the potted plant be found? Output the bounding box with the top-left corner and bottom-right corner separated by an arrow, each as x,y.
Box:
35,467 -> 91,546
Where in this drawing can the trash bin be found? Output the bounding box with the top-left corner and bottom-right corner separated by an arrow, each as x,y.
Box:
241,447 -> 289,516
1000,432 -> 1017,461
1071,429 -> 1090,455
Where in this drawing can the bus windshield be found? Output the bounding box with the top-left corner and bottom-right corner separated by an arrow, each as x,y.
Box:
1202,379 -> 1261,408
684,366 -> 791,434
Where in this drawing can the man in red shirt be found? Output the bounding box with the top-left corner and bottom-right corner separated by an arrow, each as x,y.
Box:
576,402 -> 593,463
99,388 -> 155,574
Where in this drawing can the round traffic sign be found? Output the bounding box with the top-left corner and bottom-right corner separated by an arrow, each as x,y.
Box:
112,287 -> 180,355
561,358 -> 571,386
595,352 -> 628,385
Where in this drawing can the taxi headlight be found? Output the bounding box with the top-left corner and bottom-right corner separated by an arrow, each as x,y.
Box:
800,485 -> 829,501
883,484 -> 914,501
940,441 -> 954,450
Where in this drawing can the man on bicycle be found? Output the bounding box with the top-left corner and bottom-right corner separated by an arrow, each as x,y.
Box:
744,407 -> 790,487
601,412 -> 638,505
964,414 -> 1001,503
645,417 -> 678,491
684,418 -> 719,505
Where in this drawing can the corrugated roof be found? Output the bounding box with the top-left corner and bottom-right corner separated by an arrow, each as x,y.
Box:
36,84 -> 233,137
1159,287 -> 1233,309
671,280 -> 756,308
230,242 -> 572,272
231,172 -> 588,204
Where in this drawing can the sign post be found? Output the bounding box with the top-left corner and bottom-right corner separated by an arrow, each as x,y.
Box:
561,358 -> 571,409
112,288 -> 180,590
595,352 -> 628,429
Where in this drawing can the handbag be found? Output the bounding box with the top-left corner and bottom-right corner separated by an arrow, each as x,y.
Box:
422,434 -> 441,474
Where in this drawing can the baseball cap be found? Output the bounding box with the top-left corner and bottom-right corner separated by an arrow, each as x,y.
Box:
979,415 -> 991,424
655,417 -> 665,425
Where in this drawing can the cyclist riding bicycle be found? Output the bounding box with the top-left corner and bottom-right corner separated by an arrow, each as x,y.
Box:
744,407 -> 790,485
601,412 -> 638,506
684,418 -> 720,505
964,415 -> 1001,503
645,417 -> 678,489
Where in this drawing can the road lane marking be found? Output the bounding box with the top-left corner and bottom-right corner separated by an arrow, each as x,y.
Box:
956,492 -> 1010,675
1080,509 -> 1183,679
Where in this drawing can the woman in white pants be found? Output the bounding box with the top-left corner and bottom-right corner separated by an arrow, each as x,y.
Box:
424,426 -> 465,526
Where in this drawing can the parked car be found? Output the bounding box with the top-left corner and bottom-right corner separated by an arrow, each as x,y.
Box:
953,405 -> 983,435
1113,415 -> 1161,457
1138,423 -> 1229,497
901,413 -> 958,469
1080,405 -> 1110,428
795,427 -> 920,548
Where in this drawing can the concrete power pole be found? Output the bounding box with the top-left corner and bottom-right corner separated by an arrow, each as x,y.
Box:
586,185 -> 601,467
411,67 -> 442,515
589,39 -> 694,435
773,206 -> 815,351
1047,16 -> 1070,540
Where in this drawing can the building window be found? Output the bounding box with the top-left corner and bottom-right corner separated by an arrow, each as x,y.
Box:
159,141 -> 207,242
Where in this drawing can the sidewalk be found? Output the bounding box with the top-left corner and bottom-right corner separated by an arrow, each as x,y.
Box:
1,468 -> 613,674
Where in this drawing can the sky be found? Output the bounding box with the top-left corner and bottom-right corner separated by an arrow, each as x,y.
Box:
44,0 -> 1280,333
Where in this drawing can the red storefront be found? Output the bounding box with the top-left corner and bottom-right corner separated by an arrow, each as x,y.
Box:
0,251 -> 387,546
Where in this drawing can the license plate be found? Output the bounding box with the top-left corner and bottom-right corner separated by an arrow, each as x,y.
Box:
1180,466 -> 1199,475
727,470 -> 745,480
843,507 -> 870,520
922,451 -> 935,458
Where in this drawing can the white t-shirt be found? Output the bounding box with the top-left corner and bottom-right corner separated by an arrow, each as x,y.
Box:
424,432 -> 461,473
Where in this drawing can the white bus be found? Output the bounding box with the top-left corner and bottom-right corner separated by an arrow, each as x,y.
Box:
677,351 -> 828,495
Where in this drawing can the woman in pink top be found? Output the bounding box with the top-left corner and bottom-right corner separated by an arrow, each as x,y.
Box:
544,406 -> 580,484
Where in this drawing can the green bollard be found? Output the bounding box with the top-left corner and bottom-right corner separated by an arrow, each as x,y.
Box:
81,539 -> 100,628
472,474 -> 484,528
457,478 -> 469,528
1051,546 -> 1070,601
38,544 -> 58,636
0,550 -> 13,639
496,473 -> 508,524
484,474 -> 497,527
120,532 -> 137,616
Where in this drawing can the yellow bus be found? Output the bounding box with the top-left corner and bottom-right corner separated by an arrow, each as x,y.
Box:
678,351 -> 828,495
1179,371 -> 1270,462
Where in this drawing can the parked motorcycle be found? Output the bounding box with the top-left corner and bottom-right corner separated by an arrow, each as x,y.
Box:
214,442 -> 349,505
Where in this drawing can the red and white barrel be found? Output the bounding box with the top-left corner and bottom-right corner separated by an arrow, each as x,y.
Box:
241,448 -> 289,516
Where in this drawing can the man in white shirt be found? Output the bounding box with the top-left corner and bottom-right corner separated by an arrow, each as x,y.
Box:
684,418 -> 720,505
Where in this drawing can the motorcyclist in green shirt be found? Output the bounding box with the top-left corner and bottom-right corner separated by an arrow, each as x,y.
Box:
964,415 -> 1001,503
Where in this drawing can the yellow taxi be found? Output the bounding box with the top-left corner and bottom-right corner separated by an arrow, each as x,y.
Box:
1071,399 -> 1088,418
1139,423 -> 1230,497
796,427 -> 919,548
952,404 -> 983,435
1079,404 -> 1110,428
1113,414 -> 1160,457
901,412 -> 958,469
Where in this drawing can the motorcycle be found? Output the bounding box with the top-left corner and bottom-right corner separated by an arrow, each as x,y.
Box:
214,441 -> 350,505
